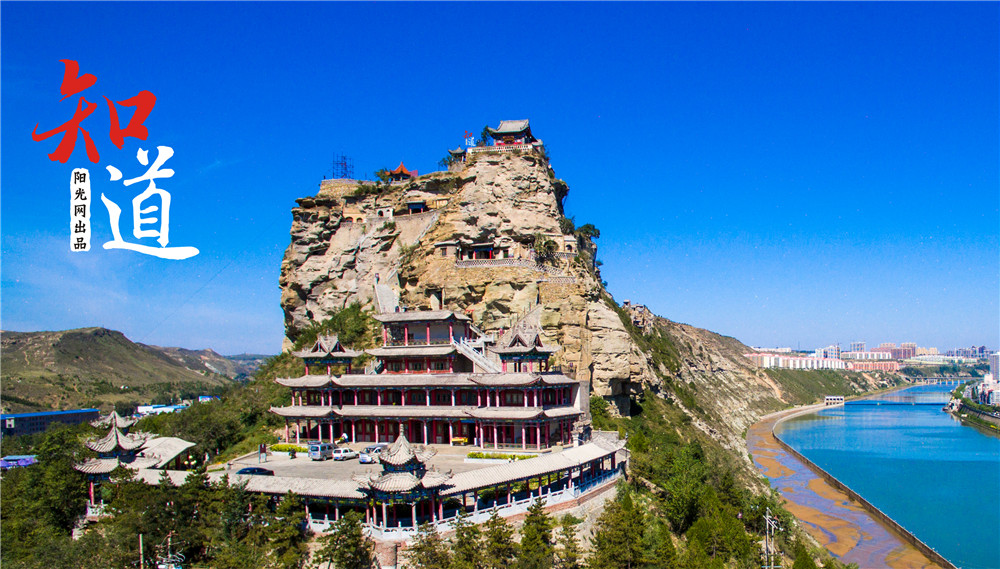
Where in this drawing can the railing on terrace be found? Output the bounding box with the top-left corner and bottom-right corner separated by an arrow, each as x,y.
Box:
467,143 -> 538,155
349,467 -> 625,539
455,257 -> 566,276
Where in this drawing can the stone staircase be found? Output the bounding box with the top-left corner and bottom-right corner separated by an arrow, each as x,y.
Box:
452,338 -> 502,373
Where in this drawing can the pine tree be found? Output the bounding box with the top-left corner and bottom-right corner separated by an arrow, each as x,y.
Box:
516,498 -> 554,569
314,511 -> 375,569
588,491 -> 645,569
269,492 -> 308,569
482,510 -> 517,569
554,516 -> 582,569
450,508 -> 484,569
407,522 -> 451,569
643,520 -> 677,569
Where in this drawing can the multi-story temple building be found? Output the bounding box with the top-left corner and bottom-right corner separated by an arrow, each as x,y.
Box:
270,310 -> 588,450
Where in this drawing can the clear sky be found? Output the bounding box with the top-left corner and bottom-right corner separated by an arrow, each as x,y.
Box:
2,2 -> 997,355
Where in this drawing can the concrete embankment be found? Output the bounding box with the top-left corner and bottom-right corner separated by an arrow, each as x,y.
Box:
770,409 -> 957,569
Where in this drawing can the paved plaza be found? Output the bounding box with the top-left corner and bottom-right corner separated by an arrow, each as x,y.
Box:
228,443 -> 555,481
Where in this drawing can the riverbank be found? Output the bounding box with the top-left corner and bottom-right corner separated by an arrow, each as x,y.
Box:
748,406 -> 947,569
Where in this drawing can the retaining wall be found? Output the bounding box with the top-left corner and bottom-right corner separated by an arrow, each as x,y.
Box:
771,412 -> 957,569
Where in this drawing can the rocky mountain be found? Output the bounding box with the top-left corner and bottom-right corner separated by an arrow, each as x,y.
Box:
0,328 -> 246,413
279,149 -> 889,458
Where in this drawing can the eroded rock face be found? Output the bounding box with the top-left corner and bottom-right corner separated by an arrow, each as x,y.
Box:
278,151 -> 883,455
279,153 -> 643,400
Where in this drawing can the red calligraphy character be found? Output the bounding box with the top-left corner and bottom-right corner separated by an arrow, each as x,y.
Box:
31,60 -> 100,163
107,90 -> 156,149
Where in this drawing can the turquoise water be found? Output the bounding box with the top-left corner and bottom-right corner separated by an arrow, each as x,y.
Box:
776,384 -> 1000,569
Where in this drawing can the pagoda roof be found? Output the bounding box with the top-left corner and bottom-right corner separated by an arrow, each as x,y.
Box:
379,434 -> 436,467
272,371 -> 578,389
268,403 -> 582,422
389,162 -> 417,178
91,410 -> 137,430
448,148 -> 466,157
75,455 -> 158,475
373,310 -> 471,323
276,375 -> 335,388
487,120 -> 531,135
269,405 -> 335,418
292,335 -> 362,360
86,427 -> 147,453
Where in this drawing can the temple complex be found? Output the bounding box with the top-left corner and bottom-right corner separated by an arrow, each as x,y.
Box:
75,411 -> 195,514
270,309 -> 588,449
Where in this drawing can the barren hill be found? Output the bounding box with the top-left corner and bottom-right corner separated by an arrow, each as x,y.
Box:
0,328 -> 247,413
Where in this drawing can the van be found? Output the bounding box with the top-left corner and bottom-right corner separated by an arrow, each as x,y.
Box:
308,442 -> 335,461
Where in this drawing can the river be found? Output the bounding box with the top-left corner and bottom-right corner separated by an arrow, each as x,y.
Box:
774,384 -> 1000,569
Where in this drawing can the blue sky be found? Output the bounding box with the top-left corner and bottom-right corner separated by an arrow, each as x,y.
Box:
2,2 -> 997,355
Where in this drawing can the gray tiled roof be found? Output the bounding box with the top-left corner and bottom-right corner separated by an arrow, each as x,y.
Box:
367,345 -> 457,357
86,428 -> 147,453
269,405 -> 335,418
373,310 -> 471,323
91,410 -> 137,429
488,120 -> 530,134
442,440 -> 626,496
292,334 -> 362,360
276,375 -> 335,388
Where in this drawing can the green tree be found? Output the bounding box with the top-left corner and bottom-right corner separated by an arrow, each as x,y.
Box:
450,509 -> 484,569
478,125 -> 492,147
482,510 -> 518,569
663,444 -> 708,533
643,520 -> 677,569
268,492 -> 308,569
575,224 -> 600,239
554,516 -> 582,569
314,512 -> 375,569
408,522 -> 451,569
588,490 -> 644,569
791,544 -> 819,569
516,498 -> 554,569
532,233 -> 558,264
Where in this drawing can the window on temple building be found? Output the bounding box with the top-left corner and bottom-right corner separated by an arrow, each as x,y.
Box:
386,361 -> 404,373
503,391 -> 524,406
431,360 -> 448,371
410,360 -> 425,372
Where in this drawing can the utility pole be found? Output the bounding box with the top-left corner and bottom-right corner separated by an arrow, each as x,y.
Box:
139,533 -> 144,569
763,507 -> 780,569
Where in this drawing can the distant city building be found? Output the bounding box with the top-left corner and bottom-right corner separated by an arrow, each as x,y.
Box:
841,351 -> 892,360
824,396 -> 845,406
847,361 -> 901,373
850,341 -> 866,353
136,404 -> 189,417
752,347 -> 793,353
915,347 -> 939,356
0,455 -> 38,470
745,353 -> 847,370
1,408 -> 100,438
810,345 -> 841,359
990,352 -> 999,380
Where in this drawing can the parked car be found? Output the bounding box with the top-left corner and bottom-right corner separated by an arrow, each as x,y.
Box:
236,467 -> 274,476
308,442 -> 335,461
332,448 -> 359,461
359,443 -> 388,464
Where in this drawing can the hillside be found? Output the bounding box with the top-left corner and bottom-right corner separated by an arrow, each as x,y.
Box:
0,328 -> 245,413
279,150 -> 897,465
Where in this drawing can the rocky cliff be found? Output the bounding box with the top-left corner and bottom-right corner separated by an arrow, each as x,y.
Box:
279,150 -> 887,455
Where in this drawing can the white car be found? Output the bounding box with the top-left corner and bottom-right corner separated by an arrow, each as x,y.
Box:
332,448 -> 358,461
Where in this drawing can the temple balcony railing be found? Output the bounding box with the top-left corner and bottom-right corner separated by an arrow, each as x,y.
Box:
455,257 -> 566,276
467,143 -> 538,155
